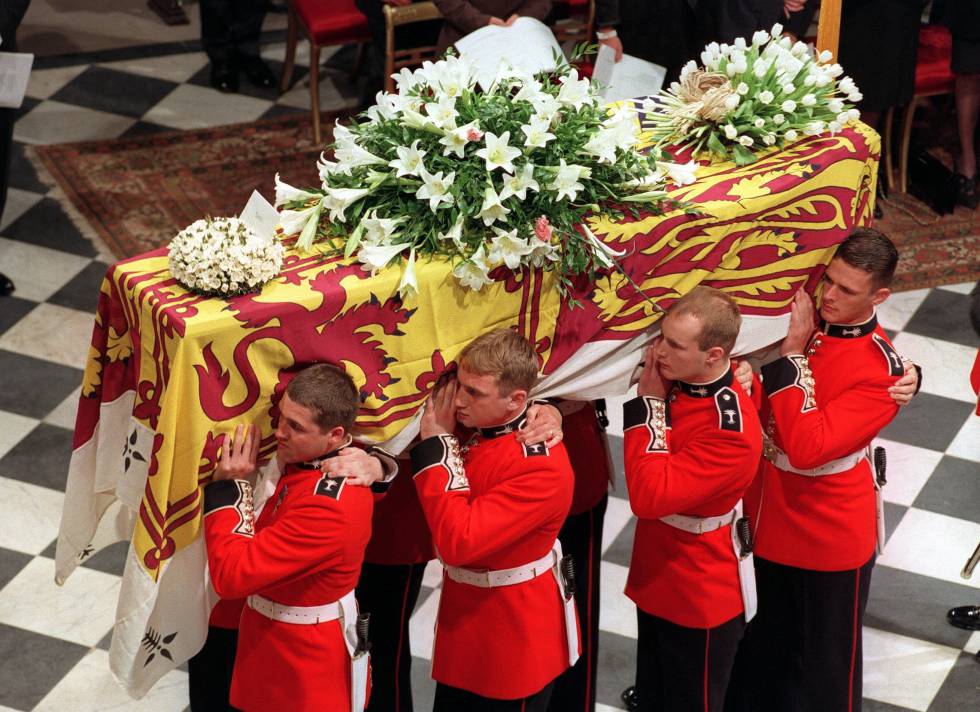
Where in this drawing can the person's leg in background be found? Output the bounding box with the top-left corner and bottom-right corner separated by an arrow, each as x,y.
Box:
233,0 -> 275,88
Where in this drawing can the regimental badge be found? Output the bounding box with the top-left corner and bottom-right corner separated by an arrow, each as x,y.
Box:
522,441 -> 549,457
315,475 -> 346,500
645,397 -> 669,453
715,387 -> 743,432
872,333 -> 905,377
445,436 -> 470,491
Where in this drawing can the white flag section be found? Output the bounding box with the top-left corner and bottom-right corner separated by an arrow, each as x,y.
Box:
54,313 -> 788,698
454,17 -> 563,91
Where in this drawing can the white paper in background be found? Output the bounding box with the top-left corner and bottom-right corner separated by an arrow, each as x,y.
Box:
593,44 -> 666,104
0,52 -> 33,109
455,17 -> 562,91
239,190 -> 280,243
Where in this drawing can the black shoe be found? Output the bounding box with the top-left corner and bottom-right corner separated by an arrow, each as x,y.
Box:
955,173 -> 979,210
0,272 -> 13,296
210,61 -> 239,93
621,685 -> 639,711
948,605 -> 980,630
240,55 -> 276,89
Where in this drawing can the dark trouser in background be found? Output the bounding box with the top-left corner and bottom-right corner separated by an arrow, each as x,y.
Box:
198,0 -> 267,63
635,609 -> 744,712
187,625 -> 240,712
548,495 -> 608,712
434,681 -> 556,712
356,561 -> 428,712
724,555 -> 875,712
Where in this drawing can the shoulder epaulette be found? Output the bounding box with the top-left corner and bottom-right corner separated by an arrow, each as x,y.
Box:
714,386 -> 743,433
871,333 -> 905,377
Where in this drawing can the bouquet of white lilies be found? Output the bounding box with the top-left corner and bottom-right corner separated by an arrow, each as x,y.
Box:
645,24 -> 862,166
275,51 -> 697,299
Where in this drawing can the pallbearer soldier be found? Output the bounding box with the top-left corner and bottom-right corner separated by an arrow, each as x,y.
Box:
623,286 -> 762,712
413,328 -> 580,711
732,229 -> 906,711
202,364 -> 377,711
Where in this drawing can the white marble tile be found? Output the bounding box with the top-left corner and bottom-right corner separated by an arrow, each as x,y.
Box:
0,237 -> 90,303
878,507 -> 980,587
0,187 -> 44,232
0,476 -> 64,555
598,561 -> 636,639
100,52 -> 209,84
0,409 -> 38,460
596,704 -> 625,712
876,288 -> 930,332
946,414 -> 980,464
965,630 -> 980,655
262,40 -> 312,66
601,495 -> 634,555
43,387 -> 82,432
25,64 -> 89,100
409,587 -> 440,661
874,437 -> 944,506
891,332 -> 979,405
938,282 -> 977,295
0,556 -> 119,647
863,626 -> 961,711
14,100 -> 135,145
34,648 -> 188,712
142,84 -> 273,130
0,302 -> 95,370
422,559 -> 443,589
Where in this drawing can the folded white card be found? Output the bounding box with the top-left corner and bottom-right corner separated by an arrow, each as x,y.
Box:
455,17 -> 562,91
593,44 -> 665,104
239,190 -> 280,243
0,52 -> 33,109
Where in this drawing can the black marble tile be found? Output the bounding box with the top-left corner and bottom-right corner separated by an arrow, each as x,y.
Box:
0,296 -> 37,336
410,655 -> 435,710
0,351 -> 82,419
50,66 -> 179,119
47,260 -> 111,314
866,564 -> 978,650
0,547 -> 32,590
883,501 -> 908,545
261,103 -> 309,121
188,59 -> 306,102
928,652 -> 980,712
8,141 -> 49,194
913,455 -> 980,525
0,623 -> 88,710
0,422 -> 75,492
79,540 -> 129,577
118,119 -> 175,138
3,197 -> 96,257
861,700 -> 917,712
903,289 -> 980,349
96,629 -> 113,652
878,393 -> 975,453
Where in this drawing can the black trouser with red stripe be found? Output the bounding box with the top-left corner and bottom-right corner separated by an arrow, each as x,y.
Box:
434,681 -> 555,711
548,494 -> 608,712
635,610 -> 745,712
356,561 -> 428,712
724,555 -> 875,712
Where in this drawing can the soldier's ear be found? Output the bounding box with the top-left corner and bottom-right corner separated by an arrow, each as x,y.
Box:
509,389 -> 528,410
704,345 -> 726,366
871,287 -> 891,307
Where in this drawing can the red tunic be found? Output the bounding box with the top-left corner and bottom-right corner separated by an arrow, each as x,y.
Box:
203,463 -> 374,711
971,348 -> 979,416
747,314 -> 902,571
365,458 -> 435,565
411,414 -> 577,699
561,401 -> 613,515
623,368 -> 762,629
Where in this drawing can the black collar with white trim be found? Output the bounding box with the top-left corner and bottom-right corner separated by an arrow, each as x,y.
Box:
478,410 -> 527,439
821,312 -> 877,339
289,434 -> 354,471
677,367 -> 734,398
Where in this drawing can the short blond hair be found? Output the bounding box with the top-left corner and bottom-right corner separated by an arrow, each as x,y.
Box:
669,286 -> 741,354
458,328 -> 539,395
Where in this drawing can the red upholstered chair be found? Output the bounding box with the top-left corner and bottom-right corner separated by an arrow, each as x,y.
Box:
883,24 -> 955,193
280,0 -> 372,145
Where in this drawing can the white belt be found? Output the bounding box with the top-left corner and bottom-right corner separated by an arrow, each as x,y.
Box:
660,506 -> 737,534
247,589 -> 355,625
767,441 -> 867,477
445,548 -> 558,588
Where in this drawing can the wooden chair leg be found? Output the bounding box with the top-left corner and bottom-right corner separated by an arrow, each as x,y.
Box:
351,42 -> 367,80
280,7 -> 299,93
882,107 -> 895,194
898,98 -> 917,194
310,43 -> 322,145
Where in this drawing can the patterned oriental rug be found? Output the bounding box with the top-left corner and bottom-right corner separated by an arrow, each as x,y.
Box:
31,113 -> 980,292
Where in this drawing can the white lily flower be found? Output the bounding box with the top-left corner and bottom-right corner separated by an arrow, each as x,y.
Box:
415,167 -> 456,212
400,104 -> 443,133
358,241 -> 410,275
773,113 -> 785,124
557,68 -> 594,109
389,139 -> 427,178
488,227 -> 534,270
323,187 -> 370,223
656,160 -> 698,186
781,99 -> 797,113
499,163 -> 539,201
804,120 -> 825,136
279,202 -> 321,237
274,173 -> 320,208
439,120 -> 478,158
438,213 -> 466,248
752,30 -> 770,46
785,129 -> 799,140
453,245 -> 492,291
754,118 -> 766,129
392,67 -> 419,94
366,92 -> 398,121
801,94 -> 817,107
514,76 -> 544,103
428,95 -> 459,130
763,134 -> 777,146
839,77 -> 858,95
333,143 -> 386,172
758,90 -> 775,104
332,121 -> 358,152
521,116 -> 556,150
475,131 -> 522,173
771,22 -> 783,37
583,129 -> 618,164
476,183 -> 511,225
724,94 -> 740,110
724,124 -> 738,139
529,91 -> 562,118
526,239 -> 559,268
738,135 -> 754,146
360,210 -> 404,245
581,224 -> 625,268
550,159 -> 590,202
398,249 -> 418,300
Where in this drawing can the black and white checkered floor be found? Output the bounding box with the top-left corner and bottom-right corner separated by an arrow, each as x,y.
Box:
1,39 -> 978,712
